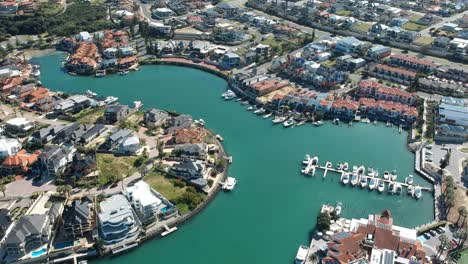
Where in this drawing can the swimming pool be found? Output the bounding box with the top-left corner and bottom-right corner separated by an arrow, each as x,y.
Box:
161,206 -> 169,213
31,248 -> 46,257
54,241 -> 73,249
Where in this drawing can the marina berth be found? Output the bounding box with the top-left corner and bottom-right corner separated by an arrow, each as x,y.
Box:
340,173 -> 350,185
351,173 -> 359,186
388,182 -> 395,194
359,175 -> 368,188
395,183 -> 403,195
272,116 -> 287,124
294,245 -> 309,264
414,186 -> 422,199
377,179 -> 385,192
405,175 -> 414,185
383,171 -> 390,180
283,118 -> 296,128
368,177 -> 377,191
407,185 -> 415,196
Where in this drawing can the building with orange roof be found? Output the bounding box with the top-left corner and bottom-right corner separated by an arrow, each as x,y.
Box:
1,149 -> 40,175
66,42 -> 100,74
246,79 -> 289,97
389,53 -> 436,73
117,56 -> 137,68
174,128 -> 207,144
322,210 -> 426,264
357,80 -> 417,105
330,99 -> 360,119
358,98 -> 418,124
1,77 -> 24,95
370,63 -> 417,85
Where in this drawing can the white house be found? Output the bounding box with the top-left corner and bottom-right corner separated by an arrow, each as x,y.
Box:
126,181 -> 162,222
0,137 -> 21,158
5,117 -> 34,133
117,135 -> 140,155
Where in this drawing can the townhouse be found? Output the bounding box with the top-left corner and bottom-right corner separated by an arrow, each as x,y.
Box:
329,99 -> 360,120
370,63 -> 417,85
388,54 -> 436,73
357,80 -> 417,105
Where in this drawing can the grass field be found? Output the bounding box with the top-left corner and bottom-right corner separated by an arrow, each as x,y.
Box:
336,10 -> 351,16
74,108 -> 105,124
352,23 -> 372,32
414,36 -> 434,45
96,153 -> 139,185
143,171 -> 187,201
403,22 -> 428,31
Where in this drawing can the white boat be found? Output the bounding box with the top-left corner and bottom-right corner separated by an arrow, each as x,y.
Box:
395,183 -> 402,195
118,69 -> 129,75
313,120 -> 324,126
377,179 -> 385,193
198,119 -> 206,126
95,69 -> 106,77
294,245 -> 309,264
302,154 -> 311,165
272,116 -> 287,124
133,101 -> 143,109
414,186 -> 422,199
335,202 -> 342,216
405,175 -> 414,185
368,177 -> 377,191
391,171 -> 398,181
283,119 -> 296,128
104,96 -> 119,104
222,177 -> 237,191
215,134 -> 224,141
254,108 -> 266,115
311,156 -> 318,166
388,182 -> 395,194
247,106 -> 255,111
263,113 -> 272,118
342,162 -> 349,171
326,161 -> 332,168
386,121 -> 391,127
383,171 -> 390,180
222,90 -> 236,100
241,101 -> 249,105
407,185 -> 415,196
351,173 -> 359,186
360,176 -> 368,188
374,120 -> 377,125
341,173 -> 350,185
357,166 -> 365,176
296,120 -> 306,126
333,118 -> 340,125
352,166 -> 358,173
85,90 -> 97,98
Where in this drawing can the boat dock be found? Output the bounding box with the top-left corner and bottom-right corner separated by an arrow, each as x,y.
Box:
161,224 -> 178,237
301,155 -> 433,193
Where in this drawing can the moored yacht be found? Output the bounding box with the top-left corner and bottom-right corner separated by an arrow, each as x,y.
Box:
333,118 -> 340,125
342,162 -> 349,171
414,186 -> 422,199
341,173 -> 350,185
283,119 -> 296,128
360,176 -> 368,188
95,69 -> 106,77
383,171 -> 390,180
357,166 -> 365,176
311,156 -> 319,166
335,202 -> 342,216
272,116 -> 287,124
407,185 -> 415,196
391,171 -> 398,181
388,182 -> 395,194
351,173 -> 360,186
85,90 -> 97,98
405,175 -> 414,185
395,183 -> 402,195
254,108 -> 266,115
222,177 -> 237,191
222,90 -> 236,100
247,106 -> 255,111
302,154 -> 311,165
313,120 -> 324,126
262,113 -> 272,118
294,245 -> 309,264
215,134 -> 224,141
368,177 -> 377,191
133,101 -> 143,109
296,120 -> 306,126
377,179 -> 385,193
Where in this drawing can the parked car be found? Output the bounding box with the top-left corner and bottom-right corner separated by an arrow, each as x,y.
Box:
423,233 -> 431,239
429,230 -> 437,236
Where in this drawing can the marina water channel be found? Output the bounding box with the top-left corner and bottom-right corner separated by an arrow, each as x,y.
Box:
33,53 -> 434,264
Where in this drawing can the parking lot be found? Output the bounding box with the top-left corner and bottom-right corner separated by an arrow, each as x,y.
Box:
417,224 -> 459,258
423,143 -> 468,182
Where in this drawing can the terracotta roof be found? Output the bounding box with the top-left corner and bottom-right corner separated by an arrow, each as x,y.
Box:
118,56 -> 137,65
390,53 -> 434,67
2,149 -> 40,168
332,99 -> 359,110
250,80 -> 289,94
359,80 -> 415,99
175,128 -> 207,144
374,64 -> 417,78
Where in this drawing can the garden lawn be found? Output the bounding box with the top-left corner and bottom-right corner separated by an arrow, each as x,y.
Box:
96,154 -> 139,185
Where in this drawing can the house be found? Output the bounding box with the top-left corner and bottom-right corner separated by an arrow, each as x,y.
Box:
126,181 -> 163,223
116,135 -> 140,155
62,197 -> 94,239
221,53 -> 241,69
39,145 -> 76,177
1,149 -> 40,176
0,2 -> 18,15
54,95 -> 91,115
152,7 -> 176,19
438,103 -> 468,127
330,99 -> 360,120
104,104 -> 131,124
149,22 -> 172,36
370,64 -> 417,85
432,36 -> 451,49
0,137 -> 21,158
246,79 -> 289,97
321,210 -> 426,264
77,31 -> 92,42
4,214 -> 51,258
4,117 -> 34,134
66,42 -> 99,74
79,124 -> 107,145
29,125 -> 65,144
436,66 -> 468,82
98,194 -> 140,245
367,45 -> 391,60
389,54 -> 436,73
103,47 -> 136,59
449,38 -> 468,56
70,152 -> 97,178
101,129 -> 133,150
357,80 -> 416,105
169,159 -> 207,180
165,115 -> 193,134
335,37 -> 363,53
144,108 -> 169,128
172,143 -> 207,159
174,128 -> 207,144
0,209 -> 12,239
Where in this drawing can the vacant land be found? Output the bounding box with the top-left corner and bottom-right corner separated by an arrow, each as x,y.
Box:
96,153 -> 139,185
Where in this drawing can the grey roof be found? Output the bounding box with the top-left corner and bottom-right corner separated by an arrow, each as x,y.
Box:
173,160 -> 199,171
48,203 -> 61,220
5,214 -> 49,245
106,104 -> 128,113
190,178 -> 207,187
81,124 -> 107,141
63,197 -> 92,225
0,208 -> 11,231
144,108 -> 169,123
39,145 -> 72,168
98,194 -> 134,224
173,143 -> 206,155
109,128 -> 133,142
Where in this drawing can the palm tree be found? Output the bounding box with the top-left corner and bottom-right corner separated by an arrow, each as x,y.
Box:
308,252 -> 319,264
456,206 -> 467,226
437,234 -> 449,260
0,184 -> 5,197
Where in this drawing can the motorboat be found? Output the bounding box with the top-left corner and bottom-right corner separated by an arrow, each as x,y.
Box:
283,119 -> 296,128
351,173 -> 359,186
395,183 -> 402,195
333,118 -> 340,125
294,245 -> 309,264
95,69 -> 106,77
104,96 -> 118,104
386,121 -> 391,127
222,177 -> 237,191
360,176 -> 368,188
296,120 -> 306,126
407,185 -> 415,196
118,69 -> 129,75
247,106 -> 255,111
215,134 -> 224,141
262,113 -> 273,118
368,177 -> 377,191
313,120 -> 324,126
133,101 -> 143,109
85,90 -> 97,98
352,166 -> 358,173
222,90 -> 236,100
336,163 -> 343,170
367,168 -> 374,177
414,186 -> 422,199
341,173 -> 350,185
335,202 -> 342,216
388,182 -> 395,194
272,116 -> 287,124
377,179 -> 385,193
311,156 -> 319,166
357,166 -> 365,176
391,171 -> 398,181
342,162 -> 349,171
326,161 -> 332,168
302,154 -> 311,165
405,175 -> 414,185
254,108 -> 266,115
383,171 -> 390,180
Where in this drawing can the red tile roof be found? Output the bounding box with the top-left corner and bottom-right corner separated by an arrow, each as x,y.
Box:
332,99 -> 359,110
2,149 -> 40,169
374,64 -> 417,78
390,53 -> 434,67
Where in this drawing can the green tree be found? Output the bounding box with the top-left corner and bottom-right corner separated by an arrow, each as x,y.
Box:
456,206 -> 467,227
316,212 -> 331,231
57,184 -> 72,197
0,184 -> 5,197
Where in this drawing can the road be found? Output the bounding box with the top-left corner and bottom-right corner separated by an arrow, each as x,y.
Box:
0,104 -> 67,126
419,10 -> 468,37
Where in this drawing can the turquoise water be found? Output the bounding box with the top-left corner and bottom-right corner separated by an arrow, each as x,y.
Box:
54,241 -> 73,249
33,53 -> 434,264
31,248 -> 46,257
